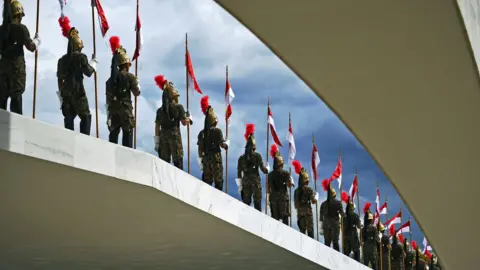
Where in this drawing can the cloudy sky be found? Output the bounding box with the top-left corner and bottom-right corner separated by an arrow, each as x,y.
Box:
15,0 -> 430,248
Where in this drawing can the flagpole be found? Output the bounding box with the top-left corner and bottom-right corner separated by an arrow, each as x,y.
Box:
400,205 -> 405,270
265,97 -> 270,214
355,166 -> 364,263
91,0 -> 99,138
378,180 -> 383,270
225,65 -> 229,194
339,148 -> 344,253
408,216 -> 412,248
133,0 -> 139,149
386,195 -> 391,270
32,0 -> 40,119
288,112 -> 292,227
313,133 -> 319,240
185,33 -> 191,173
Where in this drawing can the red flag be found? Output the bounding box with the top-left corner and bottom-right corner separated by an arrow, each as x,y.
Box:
225,78 -> 234,124
186,50 -> 203,94
349,175 -> 358,199
132,11 -> 142,61
267,105 -> 282,147
311,143 -> 320,181
93,0 -> 109,37
329,158 -> 342,188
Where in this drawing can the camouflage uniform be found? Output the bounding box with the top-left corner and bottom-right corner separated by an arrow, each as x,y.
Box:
379,231 -> 391,270
154,75 -> 190,170
415,249 -> 428,270
237,152 -> 268,211
429,253 -> 441,270
0,1 -> 37,115
293,164 -> 316,238
197,100 -> 227,191
320,183 -> 344,251
390,235 -> 405,270
343,199 -> 361,262
404,242 -> 414,270
268,146 -> 291,225
363,212 -> 380,269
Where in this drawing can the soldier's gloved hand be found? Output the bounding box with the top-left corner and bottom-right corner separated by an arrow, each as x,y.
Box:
235,178 -> 243,191
33,33 -> 41,48
56,91 -> 63,108
224,138 -> 230,149
266,193 -> 270,205
197,157 -> 203,171
153,136 -> 160,152
89,54 -> 99,71
265,163 -> 270,173
289,175 -> 295,187
107,118 -> 112,130
186,110 -> 193,124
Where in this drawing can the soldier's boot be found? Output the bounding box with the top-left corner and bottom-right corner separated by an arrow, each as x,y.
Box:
173,158 -> 183,170
307,230 -> 314,239
64,117 -> 75,131
109,130 -> 119,144
122,129 -> 133,148
324,239 -> 332,248
10,94 -> 22,115
253,201 -> 262,211
332,241 -> 340,252
214,180 -> 223,191
353,250 -> 360,262
282,216 -> 289,225
79,115 -> 91,135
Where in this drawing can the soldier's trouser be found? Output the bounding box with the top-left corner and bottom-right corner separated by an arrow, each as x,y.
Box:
0,58 -> 26,115
391,260 -> 403,270
363,248 -> 378,270
242,177 -> 262,211
61,95 -> 91,135
323,220 -> 341,251
269,197 -> 279,220
202,153 -> 223,191
297,213 -> 314,239
109,112 -> 133,148
381,252 -> 389,270
344,231 -> 360,261
158,128 -> 183,170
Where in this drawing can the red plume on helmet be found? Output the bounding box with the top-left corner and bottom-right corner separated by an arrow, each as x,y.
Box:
411,240 -> 417,250
322,179 -> 332,191
341,191 -> 349,203
244,124 -> 255,141
389,225 -> 396,236
200,96 -> 209,115
425,250 -> 432,260
154,75 -> 167,90
270,144 -> 279,158
292,160 -> 302,174
58,16 -> 71,38
398,234 -> 405,244
363,202 -> 372,214
109,36 -> 121,54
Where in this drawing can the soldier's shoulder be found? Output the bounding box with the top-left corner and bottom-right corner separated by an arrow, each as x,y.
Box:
126,72 -> 137,81
280,170 -> 290,177
238,154 -> 245,161
254,152 -> 263,159
197,129 -> 204,138
212,127 -> 223,135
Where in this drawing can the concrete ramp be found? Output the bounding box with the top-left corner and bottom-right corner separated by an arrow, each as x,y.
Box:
0,110 -> 368,270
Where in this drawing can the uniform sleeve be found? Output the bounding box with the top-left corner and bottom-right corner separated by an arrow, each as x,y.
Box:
214,128 -> 226,145
319,202 -> 325,222
256,153 -> 268,174
57,58 -> 64,79
308,187 -> 316,202
338,201 -> 345,217
174,104 -> 188,121
80,53 -> 95,77
197,131 -> 205,157
21,24 -> 33,45
267,172 -> 274,193
355,213 -> 361,228
105,79 -> 113,105
155,108 -> 162,125
374,227 -> 380,243
129,73 -> 141,96
237,156 -> 245,178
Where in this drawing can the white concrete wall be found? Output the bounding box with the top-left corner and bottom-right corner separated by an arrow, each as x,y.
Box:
0,109 -> 369,270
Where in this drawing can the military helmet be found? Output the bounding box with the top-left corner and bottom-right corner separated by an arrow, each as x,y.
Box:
270,144 -> 284,169
115,46 -> 131,67
244,123 -> 256,150
367,212 -> 374,220
299,167 -> 309,184
10,0 -> 24,17
378,220 -> 385,232
292,160 -> 309,185
200,96 -> 217,127
69,28 -> 84,52
154,74 -> 180,104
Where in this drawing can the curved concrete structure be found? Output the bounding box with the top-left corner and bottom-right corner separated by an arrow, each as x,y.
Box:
214,0 -> 479,269
0,110 -> 368,269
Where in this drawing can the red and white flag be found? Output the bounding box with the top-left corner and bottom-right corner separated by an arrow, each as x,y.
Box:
286,121 -> 296,163
349,175 -> 358,200
267,106 -> 283,147
225,78 -> 235,125
92,0 -> 109,37
311,143 -> 320,181
374,187 -> 381,225
379,202 -> 388,215
329,158 -> 342,189
422,237 -> 432,253
186,50 -> 203,95
132,10 -> 143,61
396,220 -> 411,235
386,211 -> 402,228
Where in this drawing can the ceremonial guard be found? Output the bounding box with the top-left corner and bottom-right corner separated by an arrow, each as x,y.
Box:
57,16 -> 97,135
267,143 -> 292,225
106,36 -> 140,147
197,95 -> 228,190
414,245 -> 428,270
236,124 -> 269,211
404,239 -> 415,269
341,192 -> 361,262
154,75 -> 191,169
292,160 -> 316,238
363,203 -> 380,269
320,180 -> 344,251
390,226 -> 405,270
378,221 -> 391,270
429,253 -> 441,269
0,0 -> 39,114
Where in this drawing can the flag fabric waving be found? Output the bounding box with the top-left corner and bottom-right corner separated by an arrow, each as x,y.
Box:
329,158 -> 342,189
132,10 -> 143,61
422,237 -> 433,253
311,143 -> 320,181
286,121 -> 296,163
186,50 -> 203,95
92,0 -> 109,37
349,175 -> 358,199
267,105 -> 282,147
385,211 -> 402,228
396,220 -> 411,235
225,78 -> 235,125
379,202 -> 388,215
